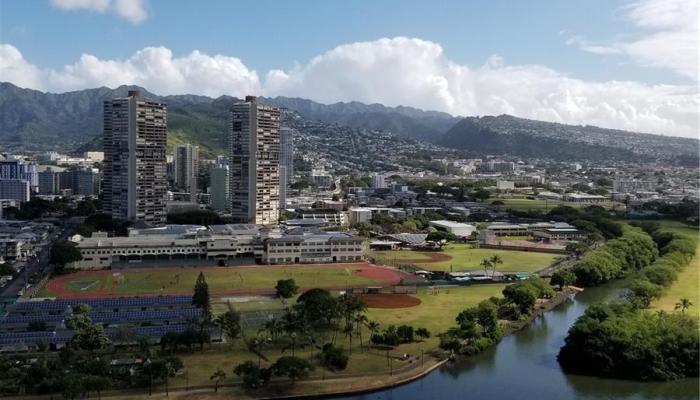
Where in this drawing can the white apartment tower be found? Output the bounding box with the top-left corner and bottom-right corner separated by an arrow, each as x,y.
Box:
229,96 -> 281,225
103,90 -> 168,226
174,143 -> 199,200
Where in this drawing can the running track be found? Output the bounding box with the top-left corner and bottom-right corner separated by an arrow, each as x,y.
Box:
44,262 -> 421,299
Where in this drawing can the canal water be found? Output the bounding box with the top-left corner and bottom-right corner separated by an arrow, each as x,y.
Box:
338,284 -> 700,400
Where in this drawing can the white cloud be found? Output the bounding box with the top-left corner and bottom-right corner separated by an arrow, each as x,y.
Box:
0,44 -> 44,89
1,39 -> 697,138
265,37 -> 699,138
49,0 -> 148,24
0,44 -> 261,97
568,0 -> 698,81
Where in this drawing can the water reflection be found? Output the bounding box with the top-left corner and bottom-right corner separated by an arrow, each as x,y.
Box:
336,287 -> 699,400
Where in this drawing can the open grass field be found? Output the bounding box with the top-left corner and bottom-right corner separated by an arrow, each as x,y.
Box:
366,285 -> 506,337
493,198 -> 622,211
648,220 -> 699,316
40,263 -> 411,299
155,284 -> 506,389
370,244 -> 559,273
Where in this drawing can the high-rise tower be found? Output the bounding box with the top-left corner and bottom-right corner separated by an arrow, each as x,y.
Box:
173,143 -> 199,201
103,90 -> 168,226
229,96 -> 280,225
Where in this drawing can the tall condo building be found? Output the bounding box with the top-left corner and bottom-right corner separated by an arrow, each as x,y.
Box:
229,96 -> 281,225
173,144 -> 199,200
103,90 -> 168,226
209,161 -> 229,212
279,127 -> 295,210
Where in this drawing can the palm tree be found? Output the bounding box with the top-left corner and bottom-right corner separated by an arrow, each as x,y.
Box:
489,255 -> 503,277
261,317 -> 282,342
343,322 -> 354,354
248,336 -> 266,367
480,258 -> 493,277
210,368 -> 226,392
366,320 -> 381,339
675,298 -> 693,314
354,314 -> 369,351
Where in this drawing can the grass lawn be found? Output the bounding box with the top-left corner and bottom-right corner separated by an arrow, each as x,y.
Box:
492,198 -> 622,211
212,296 -> 289,314
41,265 -> 388,297
648,220 -> 699,316
371,244 -> 560,273
366,285 -> 506,343
162,284 -> 506,388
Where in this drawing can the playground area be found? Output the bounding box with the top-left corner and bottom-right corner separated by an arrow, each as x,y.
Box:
40,263 -> 415,299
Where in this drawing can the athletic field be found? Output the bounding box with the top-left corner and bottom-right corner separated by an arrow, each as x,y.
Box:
40,263 -> 414,299
370,244 -> 560,272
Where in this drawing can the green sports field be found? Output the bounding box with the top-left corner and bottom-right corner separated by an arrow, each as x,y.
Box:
41,264 -> 399,297
493,198 -> 621,211
371,244 -> 560,273
648,220 -> 699,316
367,285 -> 506,337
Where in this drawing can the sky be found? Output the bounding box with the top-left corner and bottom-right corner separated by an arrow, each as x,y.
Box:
0,0 -> 698,138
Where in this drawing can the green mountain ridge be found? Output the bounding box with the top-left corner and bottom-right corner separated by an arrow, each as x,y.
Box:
1,82 -> 696,164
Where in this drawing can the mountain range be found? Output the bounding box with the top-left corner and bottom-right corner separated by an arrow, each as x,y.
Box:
0,82 -> 696,165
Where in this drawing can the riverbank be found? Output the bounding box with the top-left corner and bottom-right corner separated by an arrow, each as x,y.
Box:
4,287 -> 578,400
505,286 -> 577,334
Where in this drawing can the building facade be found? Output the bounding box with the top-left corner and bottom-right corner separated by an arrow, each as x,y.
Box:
229,96 -> 281,225
70,225 -> 364,269
263,233 -> 364,264
209,163 -> 229,212
38,166 -> 63,195
103,90 -> 168,225
613,179 -> 655,193
173,144 -> 199,200
371,173 -> 386,189
0,179 -> 30,202
0,157 -> 38,193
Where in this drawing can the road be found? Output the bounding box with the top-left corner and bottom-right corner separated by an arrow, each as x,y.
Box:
0,223 -> 73,299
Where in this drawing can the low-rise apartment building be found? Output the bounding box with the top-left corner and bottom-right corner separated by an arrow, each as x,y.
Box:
264,232 -> 364,264
70,224 -> 364,269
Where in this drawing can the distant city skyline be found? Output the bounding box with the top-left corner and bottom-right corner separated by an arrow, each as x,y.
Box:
0,0 -> 698,138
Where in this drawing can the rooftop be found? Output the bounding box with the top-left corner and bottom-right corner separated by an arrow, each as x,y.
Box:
429,220 -> 476,228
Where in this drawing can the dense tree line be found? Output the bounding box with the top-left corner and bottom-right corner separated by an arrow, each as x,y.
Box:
570,225 -> 657,286
77,213 -> 131,237
558,302 -> 698,380
50,240 -> 83,274
638,199 -> 699,224
439,276 -> 554,356
558,224 -> 698,381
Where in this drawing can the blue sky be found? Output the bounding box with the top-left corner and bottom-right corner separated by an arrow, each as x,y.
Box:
1,0 -> 688,84
0,0 -> 698,137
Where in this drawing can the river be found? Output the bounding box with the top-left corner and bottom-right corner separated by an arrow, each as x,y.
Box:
337,284 -> 700,400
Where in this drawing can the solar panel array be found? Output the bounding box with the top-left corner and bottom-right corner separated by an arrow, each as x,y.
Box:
0,295 -> 211,349
2,308 -> 202,324
13,295 -> 193,312
0,323 -> 219,347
